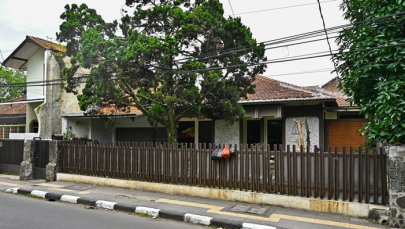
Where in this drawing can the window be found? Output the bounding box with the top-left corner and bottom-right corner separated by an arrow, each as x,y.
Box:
31,121 -> 39,133
0,124 -> 26,139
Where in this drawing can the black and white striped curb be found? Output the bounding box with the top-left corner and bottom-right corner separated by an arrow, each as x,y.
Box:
5,187 -> 279,229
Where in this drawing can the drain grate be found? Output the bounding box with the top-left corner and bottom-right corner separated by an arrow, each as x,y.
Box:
64,185 -> 94,191
228,204 -> 271,216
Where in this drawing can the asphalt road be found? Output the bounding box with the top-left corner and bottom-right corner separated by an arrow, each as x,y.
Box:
0,192 -> 202,229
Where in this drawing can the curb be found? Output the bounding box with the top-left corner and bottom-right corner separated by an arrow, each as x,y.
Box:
5,187 -> 280,229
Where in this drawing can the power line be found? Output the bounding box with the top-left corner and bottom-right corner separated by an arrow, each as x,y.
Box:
228,0 -> 235,17
316,0 -> 340,78
2,42 -> 403,89
173,12 -> 405,64
231,0 -> 337,16
270,68 -> 333,77
2,12 -> 404,89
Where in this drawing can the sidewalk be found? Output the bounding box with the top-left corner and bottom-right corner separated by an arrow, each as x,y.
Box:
0,174 -> 383,229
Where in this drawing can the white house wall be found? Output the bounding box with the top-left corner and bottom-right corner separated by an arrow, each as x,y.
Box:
285,116 -> 319,150
26,49 -> 44,100
214,120 -> 240,145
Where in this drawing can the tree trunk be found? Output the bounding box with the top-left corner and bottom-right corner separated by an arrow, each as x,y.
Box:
167,105 -> 177,144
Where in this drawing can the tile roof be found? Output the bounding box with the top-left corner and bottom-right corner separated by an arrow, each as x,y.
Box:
87,76 -> 346,116
242,75 -> 333,103
91,104 -> 142,116
27,36 -> 66,53
0,97 -> 26,115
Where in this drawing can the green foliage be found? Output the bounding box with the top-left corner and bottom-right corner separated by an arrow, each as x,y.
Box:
0,66 -> 26,102
335,0 -> 405,144
57,0 -> 266,143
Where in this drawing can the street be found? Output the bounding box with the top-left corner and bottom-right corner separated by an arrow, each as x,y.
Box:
0,192 -> 202,229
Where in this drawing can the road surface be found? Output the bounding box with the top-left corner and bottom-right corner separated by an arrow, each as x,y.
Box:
0,192 -> 202,229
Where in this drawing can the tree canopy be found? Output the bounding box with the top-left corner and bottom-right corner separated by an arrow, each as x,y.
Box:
335,0 -> 405,144
0,66 -> 26,102
57,0 -> 266,143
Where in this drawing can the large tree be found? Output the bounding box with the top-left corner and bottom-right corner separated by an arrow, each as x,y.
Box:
57,0 -> 266,143
0,66 -> 26,102
336,0 -> 405,144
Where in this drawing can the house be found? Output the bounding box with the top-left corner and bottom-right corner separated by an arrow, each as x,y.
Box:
2,36 -> 366,150
0,98 -> 26,139
1,36 -> 84,140
62,75 -> 364,150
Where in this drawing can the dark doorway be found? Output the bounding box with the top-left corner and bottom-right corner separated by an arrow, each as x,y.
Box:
34,140 -> 49,179
247,120 -> 261,145
198,121 -> 214,144
267,120 -> 282,150
177,121 -> 195,144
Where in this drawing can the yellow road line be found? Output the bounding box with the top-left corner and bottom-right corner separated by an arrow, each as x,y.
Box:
0,181 -> 28,187
0,174 -> 19,180
156,198 -> 380,229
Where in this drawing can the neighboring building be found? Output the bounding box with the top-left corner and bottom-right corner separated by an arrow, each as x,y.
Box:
1,36 -> 84,140
0,98 -> 26,139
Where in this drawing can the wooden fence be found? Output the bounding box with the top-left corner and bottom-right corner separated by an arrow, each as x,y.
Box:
60,141 -> 388,205
0,139 -> 25,174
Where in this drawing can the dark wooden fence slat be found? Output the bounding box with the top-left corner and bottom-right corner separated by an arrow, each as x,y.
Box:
343,147 -> 347,201
334,147 -> 339,201
365,148 -> 370,203
349,147 -> 354,202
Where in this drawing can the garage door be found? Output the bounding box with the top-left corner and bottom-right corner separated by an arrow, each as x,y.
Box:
116,128 -> 167,142
327,121 -> 365,151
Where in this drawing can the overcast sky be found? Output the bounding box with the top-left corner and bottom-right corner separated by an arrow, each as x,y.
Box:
0,0 -> 346,86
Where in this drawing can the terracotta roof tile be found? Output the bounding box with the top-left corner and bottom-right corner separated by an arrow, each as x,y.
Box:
27,36 -> 66,53
95,104 -> 142,116
243,75 -> 330,103
0,97 -> 26,115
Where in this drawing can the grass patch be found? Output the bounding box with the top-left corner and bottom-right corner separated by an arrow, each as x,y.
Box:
26,194 -> 43,199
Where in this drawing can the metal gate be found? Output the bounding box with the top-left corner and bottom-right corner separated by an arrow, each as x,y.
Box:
34,140 -> 49,179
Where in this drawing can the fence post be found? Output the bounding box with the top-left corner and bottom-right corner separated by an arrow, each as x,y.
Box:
46,141 -> 60,182
19,140 -> 35,180
386,145 -> 405,228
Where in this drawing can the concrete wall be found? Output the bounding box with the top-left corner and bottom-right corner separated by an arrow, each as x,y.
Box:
9,133 -> 39,140
285,116 -> 319,150
214,120 -> 240,144
61,57 -> 90,114
26,102 -> 41,132
26,49 -> 44,100
283,104 -> 324,149
36,51 -> 63,139
65,118 -> 91,139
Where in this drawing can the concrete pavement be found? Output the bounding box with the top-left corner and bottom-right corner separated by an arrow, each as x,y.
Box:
0,174 -> 384,229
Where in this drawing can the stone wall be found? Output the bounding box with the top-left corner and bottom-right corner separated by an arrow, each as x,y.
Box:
387,145 -> 405,228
